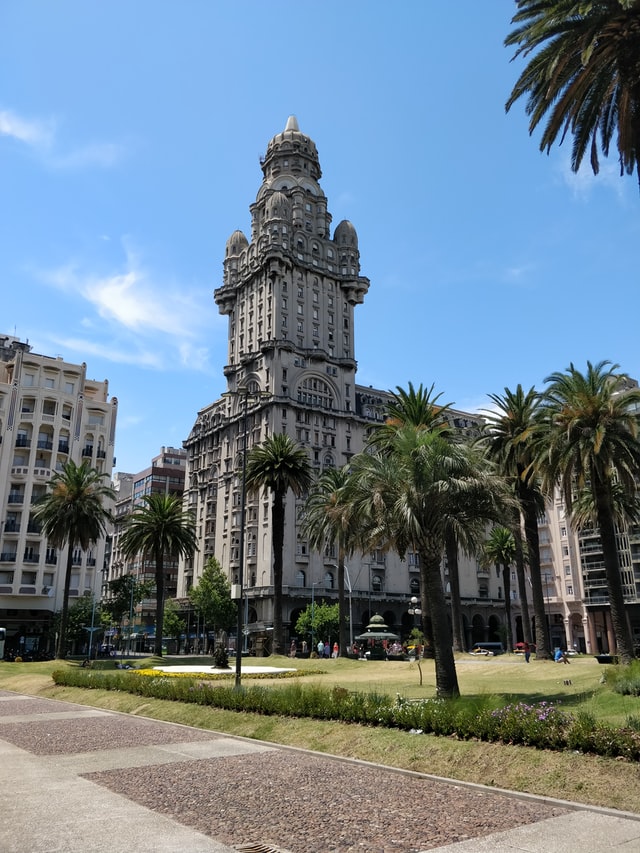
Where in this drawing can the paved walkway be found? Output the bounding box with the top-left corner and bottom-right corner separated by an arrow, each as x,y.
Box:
0,689 -> 639,852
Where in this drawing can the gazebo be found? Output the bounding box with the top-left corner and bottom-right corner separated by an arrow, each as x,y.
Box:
355,614 -> 400,660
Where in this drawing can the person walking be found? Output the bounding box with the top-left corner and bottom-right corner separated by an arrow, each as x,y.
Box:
317,640 -> 324,658
524,641 -> 531,663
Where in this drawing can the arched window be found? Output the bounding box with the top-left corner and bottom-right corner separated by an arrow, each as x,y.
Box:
295,570 -> 306,587
371,575 -> 383,592
410,578 -> 420,595
324,572 -> 334,589
297,377 -> 334,409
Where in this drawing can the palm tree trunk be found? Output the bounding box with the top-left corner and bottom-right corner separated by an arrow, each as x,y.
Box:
594,482 -> 635,663
512,514 -> 532,645
56,546 -> 74,659
420,544 -> 459,698
271,490 -> 285,655
502,560 -> 513,652
445,531 -> 465,652
337,549 -> 347,657
521,491 -> 552,660
154,552 -> 164,658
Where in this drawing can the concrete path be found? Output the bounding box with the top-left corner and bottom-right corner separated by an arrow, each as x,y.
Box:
0,689 -> 638,853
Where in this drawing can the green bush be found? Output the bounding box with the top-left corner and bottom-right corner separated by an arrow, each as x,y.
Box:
604,660 -> 640,696
50,669 -> 640,762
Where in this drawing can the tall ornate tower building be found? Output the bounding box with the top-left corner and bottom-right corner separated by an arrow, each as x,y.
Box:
180,118 -> 505,650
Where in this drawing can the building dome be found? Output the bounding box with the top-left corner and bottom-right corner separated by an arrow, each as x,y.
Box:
334,219 -> 358,248
262,116 -> 322,181
225,229 -> 248,256
266,190 -> 291,219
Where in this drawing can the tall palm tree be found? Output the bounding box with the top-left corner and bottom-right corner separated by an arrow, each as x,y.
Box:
347,426 -> 507,699
505,1 -> 640,186
33,460 -> 114,658
119,493 -> 197,658
482,526 -> 517,653
480,386 -> 549,658
374,382 -> 450,443
539,360 -> 640,662
302,465 -> 358,657
245,434 -> 313,655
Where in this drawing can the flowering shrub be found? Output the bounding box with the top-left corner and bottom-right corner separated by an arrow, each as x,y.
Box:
50,669 -> 640,762
488,701 -> 569,749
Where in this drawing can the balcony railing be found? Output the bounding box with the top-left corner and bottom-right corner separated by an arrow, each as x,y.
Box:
82,446 -> 94,457
27,522 -> 42,533
8,494 -> 24,504
0,553 -> 17,562
37,439 -> 53,450
4,521 -> 20,533
58,442 -> 70,453
23,554 -> 40,564
15,437 -> 31,448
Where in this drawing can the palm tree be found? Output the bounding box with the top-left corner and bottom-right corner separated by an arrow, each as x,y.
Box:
480,386 -> 550,658
347,426 -> 507,699
245,434 -> 313,655
539,360 -> 640,662
505,1 -> 640,186
482,526 -> 517,653
302,465 -> 358,657
119,493 -> 197,658
374,381 -> 450,443
33,460 -> 114,658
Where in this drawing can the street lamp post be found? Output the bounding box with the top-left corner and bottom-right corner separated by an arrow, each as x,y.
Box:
310,580 -> 321,652
408,595 -> 423,685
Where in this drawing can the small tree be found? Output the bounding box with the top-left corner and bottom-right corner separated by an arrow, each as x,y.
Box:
162,598 -> 185,653
295,601 -> 340,650
102,575 -> 153,626
188,557 -> 236,646
51,595 -> 101,654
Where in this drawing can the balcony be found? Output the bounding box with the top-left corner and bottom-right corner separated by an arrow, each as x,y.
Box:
82,446 -> 94,457
37,439 -> 53,450
45,554 -> 57,565
15,437 -> 31,448
96,449 -> 106,459
27,522 -> 42,534
58,442 -> 70,453
0,553 -> 17,562
8,494 -> 24,504
4,521 -> 20,534
23,554 -> 40,564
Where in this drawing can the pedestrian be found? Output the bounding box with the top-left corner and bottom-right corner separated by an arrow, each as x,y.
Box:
317,640 -> 324,658
289,639 -> 297,658
332,641 -> 339,658
302,640 -> 308,654
524,641 -> 530,663
323,641 -> 330,658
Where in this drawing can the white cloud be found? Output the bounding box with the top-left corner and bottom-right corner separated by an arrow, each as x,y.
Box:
0,108 -> 54,147
0,106 -> 123,170
50,141 -> 125,170
557,152 -> 626,200
48,335 -> 163,369
37,245 -> 222,372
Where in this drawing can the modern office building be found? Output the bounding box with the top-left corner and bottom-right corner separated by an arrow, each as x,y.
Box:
0,335 -> 116,654
178,118 -> 511,651
105,447 -> 187,644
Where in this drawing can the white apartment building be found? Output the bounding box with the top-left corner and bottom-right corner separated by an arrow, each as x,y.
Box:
0,335 -> 116,655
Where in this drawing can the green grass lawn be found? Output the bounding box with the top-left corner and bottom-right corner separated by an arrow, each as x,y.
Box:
1,652 -> 639,814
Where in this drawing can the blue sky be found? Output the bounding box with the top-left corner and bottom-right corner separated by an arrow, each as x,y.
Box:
3,2 -> 639,475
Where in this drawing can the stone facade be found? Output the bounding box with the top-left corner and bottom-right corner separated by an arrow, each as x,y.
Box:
178,118 -> 513,652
